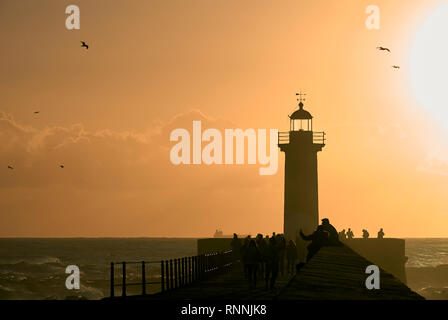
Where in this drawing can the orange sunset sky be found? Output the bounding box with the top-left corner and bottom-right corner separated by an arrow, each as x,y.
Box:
1,0 -> 448,237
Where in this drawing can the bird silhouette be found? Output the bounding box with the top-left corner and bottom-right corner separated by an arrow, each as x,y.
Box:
59,165 -> 64,168
377,46 -> 391,52
80,41 -> 89,50
34,111 -> 39,114
7,165 -> 13,170
392,65 -> 400,69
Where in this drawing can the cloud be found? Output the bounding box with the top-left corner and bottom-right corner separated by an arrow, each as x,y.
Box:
0,109 -> 282,236
0,109 -> 270,190
418,152 -> 448,176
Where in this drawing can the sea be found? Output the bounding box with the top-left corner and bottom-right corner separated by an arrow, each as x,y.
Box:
0,238 -> 447,300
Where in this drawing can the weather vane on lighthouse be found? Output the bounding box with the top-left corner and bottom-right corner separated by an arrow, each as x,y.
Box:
296,92 -> 306,106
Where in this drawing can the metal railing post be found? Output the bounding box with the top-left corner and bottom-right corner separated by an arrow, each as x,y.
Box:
110,262 -> 114,298
174,258 -> 178,288
169,259 -> 173,290
141,261 -> 146,295
188,257 -> 192,284
122,262 -> 126,297
166,260 -> 170,291
192,256 -> 196,282
161,260 -> 165,292
179,258 -> 183,287
182,258 -> 185,287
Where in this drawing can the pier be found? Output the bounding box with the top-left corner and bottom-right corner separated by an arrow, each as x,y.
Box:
106,243 -> 423,300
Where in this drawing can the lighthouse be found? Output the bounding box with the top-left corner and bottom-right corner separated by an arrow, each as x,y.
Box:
278,93 -> 325,262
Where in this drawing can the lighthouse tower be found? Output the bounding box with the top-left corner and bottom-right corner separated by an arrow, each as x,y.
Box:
278,93 -> 325,262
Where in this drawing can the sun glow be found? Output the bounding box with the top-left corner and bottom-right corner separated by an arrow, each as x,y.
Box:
410,3 -> 448,127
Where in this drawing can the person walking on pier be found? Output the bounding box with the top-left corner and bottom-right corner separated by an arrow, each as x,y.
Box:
362,229 -> 370,239
241,237 -> 251,278
377,228 -> 385,239
231,233 -> 242,261
347,228 -> 354,239
277,234 -> 286,276
265,236 -> 280,291
256,234 -> 267,276
243,239 -> 262,290
286,240 -> 298,275
339,229 -> 347,240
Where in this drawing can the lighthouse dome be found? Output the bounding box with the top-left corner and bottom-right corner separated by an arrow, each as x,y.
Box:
289,102 -> 313,120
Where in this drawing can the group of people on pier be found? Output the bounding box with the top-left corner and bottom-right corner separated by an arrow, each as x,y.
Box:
230,232 -> 298,291
231,218 -> 387,290
338,228 -> 385,239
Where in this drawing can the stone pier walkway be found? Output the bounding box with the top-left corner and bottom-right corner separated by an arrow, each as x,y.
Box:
126,245 -> 423,300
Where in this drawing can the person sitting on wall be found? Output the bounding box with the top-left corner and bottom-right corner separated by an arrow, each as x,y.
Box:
347,228 -> 354,239
320,218 -> 341,245
377,228 -> 385,239
299,218 -> 342,262
362,229 -> 370,239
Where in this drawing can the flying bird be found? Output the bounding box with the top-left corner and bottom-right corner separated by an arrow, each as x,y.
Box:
59,165 -> 64,168
392,65 -> 400,69
34,111 -> 39,114
377,46 -> 391,52
7,165 -> 13,170
80,41 -> 89,50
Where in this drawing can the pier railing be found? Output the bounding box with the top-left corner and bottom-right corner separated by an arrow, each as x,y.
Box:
109,250 -> 233,298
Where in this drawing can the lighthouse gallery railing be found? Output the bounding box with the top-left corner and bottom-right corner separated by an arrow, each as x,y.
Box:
278,131 -> 326,145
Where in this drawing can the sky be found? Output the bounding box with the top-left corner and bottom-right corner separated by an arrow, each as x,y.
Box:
1,0 -> 447,237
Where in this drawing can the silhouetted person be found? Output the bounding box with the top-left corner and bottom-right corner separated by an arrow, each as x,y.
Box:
320,218 -> 340,245
231,233 -> 242,261
300,228 -> 329,262
240,237 -> 250,278
347,228 -> 354,239
243,240 -> 262,289
276,234 -> 286,276
300,218 -> 341,262
377,228 -> 385,239
256,234 -> 267,275
339,229 -> 346,240
286,240 -> 298,275
362,229 -> 370,239
265,236 -> 279,291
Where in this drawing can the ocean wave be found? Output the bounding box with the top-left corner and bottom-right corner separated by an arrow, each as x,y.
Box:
0,257 -> 62,266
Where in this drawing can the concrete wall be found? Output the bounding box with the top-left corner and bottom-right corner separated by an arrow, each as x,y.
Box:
343,238 -> 408,284
197,237 -> 408,285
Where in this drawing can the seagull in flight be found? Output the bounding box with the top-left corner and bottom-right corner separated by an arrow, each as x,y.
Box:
34,111 -> 39,114
80,41 -> 89,50
392,65 -> 400,69
377,46 -> 391,52
7,165 -> 13,170
59,165 -> 64,169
